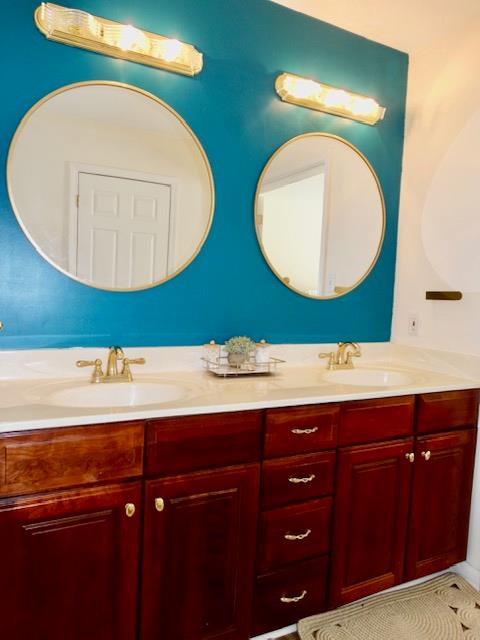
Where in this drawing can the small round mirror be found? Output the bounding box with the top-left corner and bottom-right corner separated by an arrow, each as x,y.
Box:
7,82 -> 214,291
255,133 -> 385,299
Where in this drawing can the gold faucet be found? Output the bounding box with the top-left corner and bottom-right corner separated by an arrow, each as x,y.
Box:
106,346 -> 124,377
77,346 -> 146,383
319,342 -> 362,370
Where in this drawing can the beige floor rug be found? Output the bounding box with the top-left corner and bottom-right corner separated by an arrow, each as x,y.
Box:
298,573 -> 480,640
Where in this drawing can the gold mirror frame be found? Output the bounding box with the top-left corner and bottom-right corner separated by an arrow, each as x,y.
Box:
254,132 -> 386,300
7,80 -> 215,292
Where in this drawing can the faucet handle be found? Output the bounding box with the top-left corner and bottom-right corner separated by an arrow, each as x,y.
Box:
77,358 -> 102,368
124,357 -> 146,366
319,351 -> 335,369
346,351 -> 361,366
122,357 -> 146,382
76,358 -> 104,383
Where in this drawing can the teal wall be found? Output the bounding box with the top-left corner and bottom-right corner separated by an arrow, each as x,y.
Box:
0,0 -> 408,349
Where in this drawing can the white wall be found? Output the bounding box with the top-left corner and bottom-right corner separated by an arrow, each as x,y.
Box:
261,173 -> 325,293
323,146 -> 382,291
392,22 -> 480,353
392,19 -> 480,582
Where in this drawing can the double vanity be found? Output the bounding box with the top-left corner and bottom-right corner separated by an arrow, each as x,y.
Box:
0,344 -> 478,639
0,6 -> 440,640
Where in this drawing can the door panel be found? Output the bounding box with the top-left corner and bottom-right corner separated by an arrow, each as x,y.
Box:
0,482 -> 141,640
330,438 -> 413,607
141,464 -> 260,640
406,429 -> 476,579
76,172 -> 172,287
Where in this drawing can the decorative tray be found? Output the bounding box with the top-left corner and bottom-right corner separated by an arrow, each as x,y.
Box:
202,355 -> 284,377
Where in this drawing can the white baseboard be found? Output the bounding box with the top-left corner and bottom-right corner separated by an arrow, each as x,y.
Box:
453,561 -> 480,589
251,623 -> 297,640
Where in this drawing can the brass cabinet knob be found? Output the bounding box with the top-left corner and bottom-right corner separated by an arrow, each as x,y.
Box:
405,452 -> 415,463
422,450 -> 432,461
284,529 -> 311,541
280,590 -> 307,604
291,427 -> 319,435
288,474 -> 316,484
125,503 -> 136,518
155,497 -> 165,512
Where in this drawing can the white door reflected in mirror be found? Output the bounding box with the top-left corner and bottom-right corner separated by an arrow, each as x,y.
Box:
75,171 -> 172,289
255,133 -> 385,299
7,82 -> 214,291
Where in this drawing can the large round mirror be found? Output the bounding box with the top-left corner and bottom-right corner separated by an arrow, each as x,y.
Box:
7,82 -> 214,291
255,133 -> 385,299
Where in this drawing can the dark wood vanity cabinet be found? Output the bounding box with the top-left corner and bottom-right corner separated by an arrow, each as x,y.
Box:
330,391 -> 479,608
141,411 -> 262,640
0,390 -> 477,639
252,405 -> 338,635
141,465 -> 259,640
0,421 -> 144,640
406,428 -> 476,580
0,481 -> 141,640
330,438 -> 414,606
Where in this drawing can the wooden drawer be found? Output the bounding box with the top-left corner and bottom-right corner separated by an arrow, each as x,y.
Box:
339,395 -> 414,446
146,410 -> 262,475
0,421 -> 144,497
416,390 -> 480,434
252,556 -> 328,636
262,451 -> 335,509
264,404 -> 339,458
257,497 -> 332,572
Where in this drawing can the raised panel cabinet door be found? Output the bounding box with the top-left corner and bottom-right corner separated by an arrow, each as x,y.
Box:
141,464 -> 260,640
330,438 -> 414,607
406,428 -> 476,580
0,481 -> 141,640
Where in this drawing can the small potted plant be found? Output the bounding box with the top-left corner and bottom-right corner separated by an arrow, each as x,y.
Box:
224,336 -> 256,367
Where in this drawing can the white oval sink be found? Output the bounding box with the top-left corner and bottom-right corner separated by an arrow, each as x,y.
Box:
323,368 -> 413,387
49,382 -> 186,408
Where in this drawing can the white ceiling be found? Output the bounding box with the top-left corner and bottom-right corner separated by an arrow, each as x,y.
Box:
269,0 -> 480,55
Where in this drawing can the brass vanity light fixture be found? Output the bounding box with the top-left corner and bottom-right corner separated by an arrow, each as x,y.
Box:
275,72 -> 386,126
34,3 -> 203,76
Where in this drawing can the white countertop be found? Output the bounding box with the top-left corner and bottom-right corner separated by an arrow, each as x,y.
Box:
0,342 -> 479,433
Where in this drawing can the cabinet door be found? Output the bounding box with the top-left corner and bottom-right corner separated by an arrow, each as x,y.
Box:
0,481 -> 141,640
406,428 -> 476,580
330,438 -> 413,607
141,464 -> 260,640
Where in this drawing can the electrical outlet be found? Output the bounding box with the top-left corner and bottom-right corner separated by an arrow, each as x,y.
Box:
408,314 -> 419,336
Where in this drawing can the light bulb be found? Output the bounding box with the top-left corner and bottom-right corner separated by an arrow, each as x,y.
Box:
324,89 -> 349,109
118,25 -> 147,52
163,38 -> 182,62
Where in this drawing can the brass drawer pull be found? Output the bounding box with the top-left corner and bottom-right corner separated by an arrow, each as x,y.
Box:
405,452 -> 415,463
280,590 -> 307,603
125,503 -> 136,518
288,474 -> 316,484
284,528 -> 311,541
421,450 -> 432,461
291,427 -> 318,435
155,497 -> 165,512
